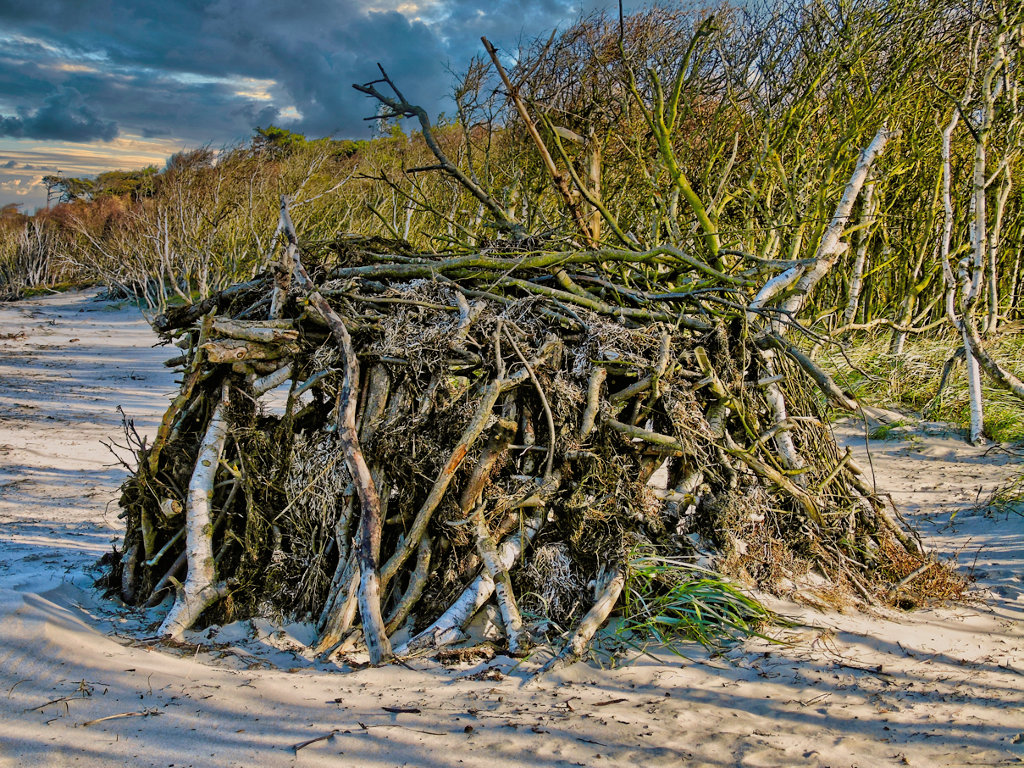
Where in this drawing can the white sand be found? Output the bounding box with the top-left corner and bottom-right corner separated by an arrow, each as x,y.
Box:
0,289 -> 1021,767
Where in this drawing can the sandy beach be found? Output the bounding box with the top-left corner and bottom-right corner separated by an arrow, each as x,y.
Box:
0,289 -> 1021,768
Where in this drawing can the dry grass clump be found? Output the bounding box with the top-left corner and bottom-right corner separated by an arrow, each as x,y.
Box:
874,536 -> 970,609
827,332 -> 1024,442
973,473 -> 1024,519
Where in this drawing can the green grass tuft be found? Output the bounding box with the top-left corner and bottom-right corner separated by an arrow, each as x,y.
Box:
974,474 -> 1024,518
867,421 -> 916,440
619,553 -> 776,651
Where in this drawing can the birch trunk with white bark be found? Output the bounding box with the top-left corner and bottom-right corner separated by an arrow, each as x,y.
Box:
159,381 -> 232,638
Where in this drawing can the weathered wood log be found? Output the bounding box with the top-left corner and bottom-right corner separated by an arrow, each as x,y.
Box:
395,512 -> 545,656
153,278 -> 266,333
313,555 -> 359,656
462,418 -> 525,653
158,381 -> 233,639
280,197 -> 392,665
147,315 -> 212,474
210,317 -> 299,344
157,498 -> 182,519
252,363 -> 294,396
579,366 -> 606,441
533,567 -> 624,679
384,535 -> 432,636
379,377 -> 504,590
201,338 -> 300,363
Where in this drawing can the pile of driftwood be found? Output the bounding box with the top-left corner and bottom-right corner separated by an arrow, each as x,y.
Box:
109,199 -> 943,669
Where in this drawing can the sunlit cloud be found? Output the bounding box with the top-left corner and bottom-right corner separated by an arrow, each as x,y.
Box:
53,62 -> 100,73
364,0 -> 442,16
0,133 -> 188,211
235,89 -> 272,100
0,33 -> 110,65
234,77 -> 278,101
0,178 -> 32,198
0,134 -> 185,171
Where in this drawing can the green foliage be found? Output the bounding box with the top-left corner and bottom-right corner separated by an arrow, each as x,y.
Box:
37,167 -> 158,205
164,148 -> 215,174
20,281 -> 86,297
329,138 -> 366,158
867,421 -> 917,441
46,175 -> 94,202
1,203 -> 26,222
827,333 -> 1024,443
253,125 -> 309,156
93,167 -> 159,200
620,553 -> 776,651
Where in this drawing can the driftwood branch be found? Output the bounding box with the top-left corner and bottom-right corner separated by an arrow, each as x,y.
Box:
353,66 -> 524,237
280,196 -> 392,665
159,381 -> 233,638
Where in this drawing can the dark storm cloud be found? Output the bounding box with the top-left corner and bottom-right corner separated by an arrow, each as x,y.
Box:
0,87 -> 118,142
0,0 -> 606,144
0,0 -> 616,146
428,0 -> 584,44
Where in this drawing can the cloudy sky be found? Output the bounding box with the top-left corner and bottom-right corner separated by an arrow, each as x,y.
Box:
0,0 -> 623,212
